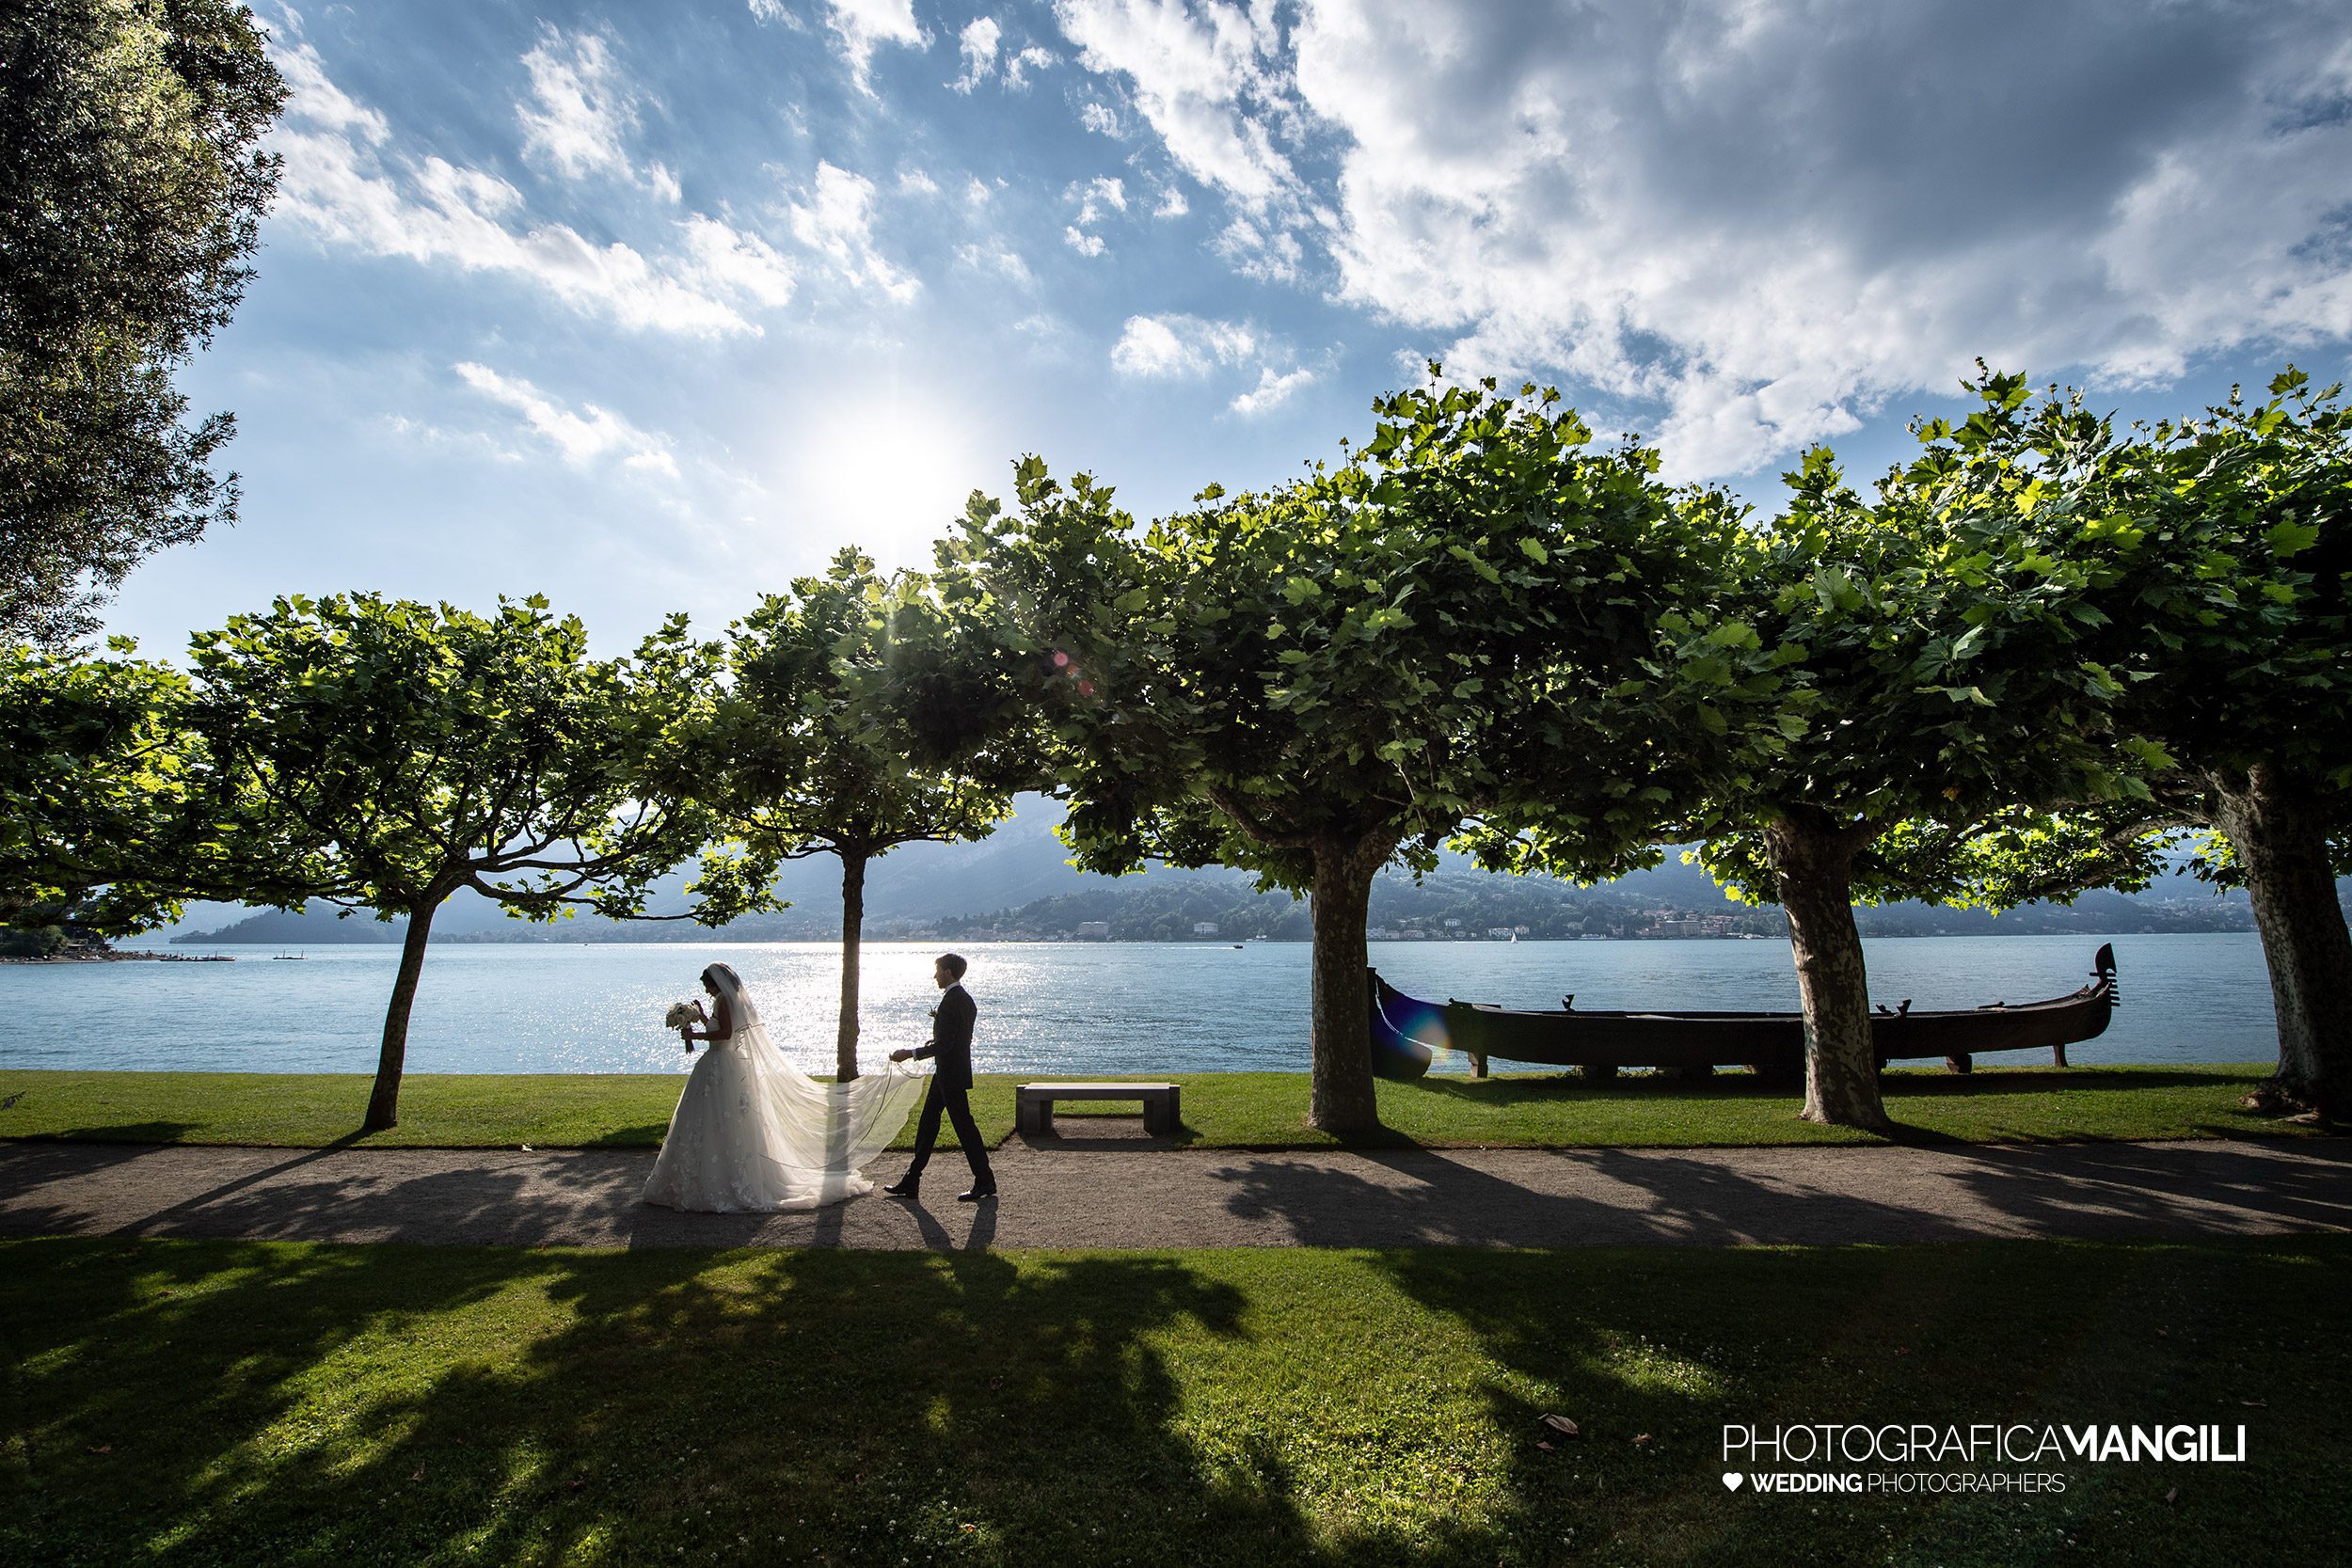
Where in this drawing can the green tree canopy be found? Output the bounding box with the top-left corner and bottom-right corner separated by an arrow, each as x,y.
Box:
0,637 -> 200,937
1,0 -> 284,644
692,550 -> 1019,1080
1690,386 -> 2169,1132
1938,370 -> 2352,1116
182,594 -> 730,1130
946,377 -> 1764,1132
2121,375 -> 2352,1117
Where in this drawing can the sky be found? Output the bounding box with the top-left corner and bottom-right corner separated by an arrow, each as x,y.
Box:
105,0 -> 2352,658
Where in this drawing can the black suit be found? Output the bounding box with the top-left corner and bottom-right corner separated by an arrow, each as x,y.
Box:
905,983 -> 992,1187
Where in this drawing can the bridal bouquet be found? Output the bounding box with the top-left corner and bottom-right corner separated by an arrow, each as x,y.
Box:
664,1001 -> 704,1050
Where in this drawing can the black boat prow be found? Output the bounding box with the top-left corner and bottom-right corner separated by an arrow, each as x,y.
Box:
1368,945 -> 2118,1078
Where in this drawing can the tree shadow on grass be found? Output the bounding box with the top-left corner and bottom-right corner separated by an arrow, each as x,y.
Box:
1364,1236 -> 2352,1566
9,1233 -> 2348,1567
0,1239 -> 1338,1568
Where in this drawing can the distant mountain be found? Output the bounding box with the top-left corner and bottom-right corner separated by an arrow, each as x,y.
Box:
178,905 -> 403,944
164,792 -> 2284,945
169,797 -> 1139,943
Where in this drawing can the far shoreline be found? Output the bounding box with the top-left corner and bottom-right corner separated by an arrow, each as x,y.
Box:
1,950 -> 234,965
135,927 -> 2269,948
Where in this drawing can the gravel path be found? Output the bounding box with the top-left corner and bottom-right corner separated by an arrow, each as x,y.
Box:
4,1130 -> 2347,1251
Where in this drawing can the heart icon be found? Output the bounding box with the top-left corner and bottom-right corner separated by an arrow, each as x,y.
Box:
1722,1472 -> 1744,1491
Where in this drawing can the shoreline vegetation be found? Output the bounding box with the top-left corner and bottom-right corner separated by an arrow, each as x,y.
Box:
157,875 -> 2275,947
0,1065 -> 2305,1152
0,947 -> 229,963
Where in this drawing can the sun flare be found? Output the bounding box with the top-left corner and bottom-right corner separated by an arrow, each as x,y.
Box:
786,392 -> 995,570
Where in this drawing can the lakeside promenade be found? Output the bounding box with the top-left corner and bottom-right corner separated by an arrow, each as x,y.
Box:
6,1132 -> 2346,1251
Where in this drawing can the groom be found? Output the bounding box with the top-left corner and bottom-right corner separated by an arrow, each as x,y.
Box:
883,953 -> 997,1203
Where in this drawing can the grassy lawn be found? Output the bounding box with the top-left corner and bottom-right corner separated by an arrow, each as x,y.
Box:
1,1234 -> 2344,1567
0,1063 -> 2309,1152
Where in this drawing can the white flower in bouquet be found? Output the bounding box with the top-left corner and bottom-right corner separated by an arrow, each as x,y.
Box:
663,1001 -> 702,1030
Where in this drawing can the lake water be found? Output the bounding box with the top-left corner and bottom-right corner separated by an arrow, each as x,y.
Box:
0,934 -> 2277,1077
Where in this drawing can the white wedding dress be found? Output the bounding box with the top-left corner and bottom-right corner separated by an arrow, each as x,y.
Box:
641,965 -> 929,1212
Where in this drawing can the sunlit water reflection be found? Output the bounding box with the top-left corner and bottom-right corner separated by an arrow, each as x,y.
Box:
0,933 -> 2274,1076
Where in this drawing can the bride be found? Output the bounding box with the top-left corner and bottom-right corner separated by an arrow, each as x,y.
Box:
642,962 -> 928,1212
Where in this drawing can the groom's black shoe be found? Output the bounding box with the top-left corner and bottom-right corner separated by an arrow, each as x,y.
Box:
956,1184 -> 997,1202
882,1176 -> 919,1198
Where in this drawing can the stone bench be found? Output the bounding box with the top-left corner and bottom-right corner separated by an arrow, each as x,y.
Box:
1016,1082 -> 1182,1137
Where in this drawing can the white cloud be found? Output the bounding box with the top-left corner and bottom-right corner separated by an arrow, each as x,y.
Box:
746,0 -> 801,27
269,42 -> 793,338
1110,313 -> 1257,377
1070,175 -> 1126,225
647,163 -> 683,204
1061,0 -> 2352,477
517,27 -> 638,183
679,216 -> 797,308
1152,182 -> 1188,218
269,37 -> 388,141
898,166 -> 940,195
950,17 -> 1057,92
1064,175 -> 1127,254
454,361 -> 680,479
1056,0 -> 1298,208
823,0 -> 928,95
1079,101 -> 1123,136
963,175 -> 997,208
955,240 -> 1033,283
1110,312 -> 1311,409
1230,363 -> 1313,416
787,161 -> 920,301
952,16 -> 1001,92
1214,213 -> 1299,282
1006,45 -> 1059,89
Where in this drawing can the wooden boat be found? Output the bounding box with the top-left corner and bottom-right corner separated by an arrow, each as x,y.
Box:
1366,944 -> 2118,1082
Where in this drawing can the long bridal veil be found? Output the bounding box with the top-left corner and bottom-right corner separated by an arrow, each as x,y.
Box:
641,964 -> 930,1212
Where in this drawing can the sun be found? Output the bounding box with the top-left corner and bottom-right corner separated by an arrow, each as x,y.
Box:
787,389 -> 995,570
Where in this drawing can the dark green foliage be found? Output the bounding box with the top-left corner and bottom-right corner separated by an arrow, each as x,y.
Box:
0,639 -> 203,934
1674,375 -> 2192,1130
1695,388 -> 2174,893
0,0 -> 286,643
1891,369 -> 2352,1115
0,922 -> 67,956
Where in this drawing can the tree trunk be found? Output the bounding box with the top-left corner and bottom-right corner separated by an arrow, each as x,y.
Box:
2212,763 -> 2352,1119
363,900 -> 439,1132
1307,833 -> 1391,1133
1765,810 -> 1892,1133
835,849 -> 867,1083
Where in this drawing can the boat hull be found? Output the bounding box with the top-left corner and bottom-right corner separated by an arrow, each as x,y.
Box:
1369,945 -> 2117,1075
